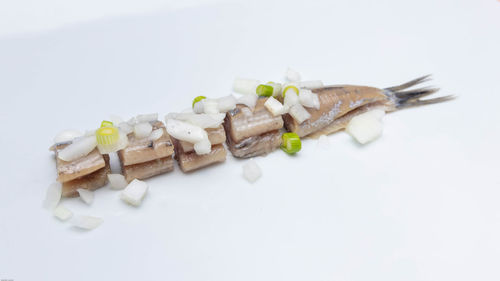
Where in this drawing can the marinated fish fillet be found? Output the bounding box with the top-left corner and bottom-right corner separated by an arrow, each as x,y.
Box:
55,144 -> 105,183
225,97 -> 283,143
226,130 -> 282,158
118,121 -> 174,166
284,76 -> 453,137
62,159 -> 111,197
120,157 -> 174,182
174,142 -> 226,173
177,125 -> 226,153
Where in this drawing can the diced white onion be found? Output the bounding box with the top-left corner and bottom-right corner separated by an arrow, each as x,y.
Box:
71,216 -> 103,230
364,109 -> 386,120
165,119 -> 207,144
285,67 -> 301,82
203,99 -> 219,114
53,205 -> 73,221
134,122 -> 153,139
217,95 -> 237,112
283,90 -> 300,107
126,117 -> 137,125
107,174 -> 128,190
264,96 -> 285,116
289,104 -> 311,124
58,136 -> 97,162
116,132 -> 129,151
236,93 -> 258,109
167,113 -> 225,129
193,101 -> 204,114
43,182 -> 62,210
298,80 -> 324,89
299,89 -> 320,109
118,122 -> 133,135
242,159 -> 262,183
233,78 -> 260,95
136,113 -> 158,123
53,129 -> 83,144
194,137 -> 212,155
77,188 -> 94,205
345,110 -> 385,144
148,128 -> 164,141
121,179 -> 148,206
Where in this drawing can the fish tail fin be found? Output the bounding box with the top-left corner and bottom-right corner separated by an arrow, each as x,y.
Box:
384,75 -> 455,109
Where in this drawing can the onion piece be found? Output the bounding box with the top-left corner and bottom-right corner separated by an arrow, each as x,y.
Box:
53,130 -> 84,144
285,67 -> 301,82
283,90 -> 300,107
165,119 -> 208,143
121,179 -> 148,206
237,93 -> 258,109
167,113 -> 225,129
289,104 -> 311,124
233,78 -> 260,95
136,113 -> 158,123
77,188 -> 94,205
43,182 -> 62,210
193,100 -> 204,114
194,137 -> 212,155
217,95 -> 237,112
109,115 -> 124,125
134,122 -> 153,139
264,96 -> 285,116
298,80 -> 324,89
242,159 -> 262,183
345,110 -> 385,144
53,205 -> 73,221
118,122 -> 133,135
148,128 -> 164,141
71,216 -> 103,230
58,136 -> 97,162
299,89 -> 320,109
107,174 -> 128,190
203,99 -> 219,114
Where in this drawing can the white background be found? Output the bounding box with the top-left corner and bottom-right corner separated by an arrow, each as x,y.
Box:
1,0 -> 499,280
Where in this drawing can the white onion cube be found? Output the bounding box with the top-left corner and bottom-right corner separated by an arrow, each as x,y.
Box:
289,104 -> 311,124
136,113 -> 158,123
165,118 -> 208,143
71,216 -> 103,230
107,174 -> 128,190
53,129 -> 83,144
43,182 -> 62,210
118,122 -> 133,135
264,96 -> 285,116
53,205 -> 73,221
193,100 -> 205,114
243,159 -> 262,183
148,128 -> 164,141
285,67 -> 301,82
121,179 -> 148,206
57,136 -> 97,162
299,89 -> 320,109
77,188 -> 94,205
283,90 -> 299,107
194,137 -> 212,155
237,93 -> 258,109
134,122 -> 153,139
346,110 -> 385,144
217,95 -> 237,112
233,78 -> 260,95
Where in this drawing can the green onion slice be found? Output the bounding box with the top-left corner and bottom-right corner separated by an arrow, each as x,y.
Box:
256,84 -> 274,97
281,132 -> 301,154
100,120 -> 114,127
282,85 -> 299,98
192,96 -> 207,108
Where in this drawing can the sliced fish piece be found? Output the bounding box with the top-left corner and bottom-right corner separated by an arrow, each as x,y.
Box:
120,157 -> 174,182
177,125 -> 226,153
225,97 -> 283,143
284,85 -> 389,137
118,121 -> 174,166
55,144 -> 105,183
226,130 -> 282,158
61,157 -> 110,197
174,142 -> 227,173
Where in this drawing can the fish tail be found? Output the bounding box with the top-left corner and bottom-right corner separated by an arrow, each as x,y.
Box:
384,75 -> 455,109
